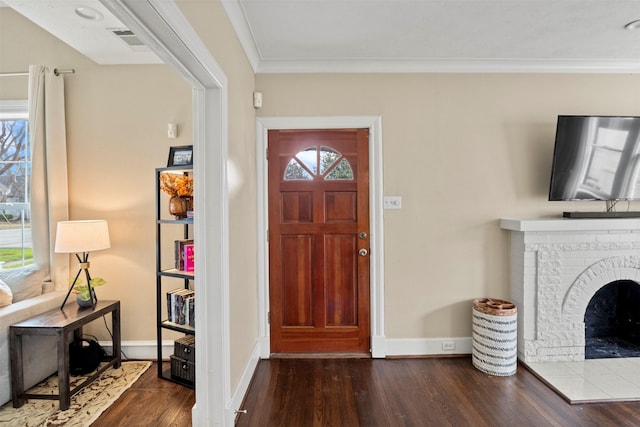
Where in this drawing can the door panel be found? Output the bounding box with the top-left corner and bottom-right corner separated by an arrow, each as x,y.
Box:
325,234 -> 357,326
281,235 -> 313,326
325,192 -> 357,222
268,129 -> 370,353
281,192 -> 313,223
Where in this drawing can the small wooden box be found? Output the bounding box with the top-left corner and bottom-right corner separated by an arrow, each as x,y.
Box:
170,355 -> 195,383
174,335 -> 195,363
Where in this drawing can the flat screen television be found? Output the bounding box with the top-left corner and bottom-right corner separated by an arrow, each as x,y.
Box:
549,115 -> 640,206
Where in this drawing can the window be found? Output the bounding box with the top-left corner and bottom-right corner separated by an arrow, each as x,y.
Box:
0,100 -> 32,269
284,146 -> 354,181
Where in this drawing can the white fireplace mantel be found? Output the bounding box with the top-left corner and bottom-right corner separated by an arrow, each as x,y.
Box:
500,217 -> 640,363
500,217 -> 640,233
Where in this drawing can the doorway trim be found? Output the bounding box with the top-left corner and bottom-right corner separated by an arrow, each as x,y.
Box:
101,0 -> 231,424
256,116 -> 386,358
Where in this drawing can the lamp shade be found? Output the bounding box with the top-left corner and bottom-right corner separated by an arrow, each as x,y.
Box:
54,220 -> 111,253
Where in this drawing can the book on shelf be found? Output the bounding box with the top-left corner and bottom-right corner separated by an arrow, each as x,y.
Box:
167,288 -> 181,323
184,243 -> 195,273
166,288 -> 195,325
184,296 -> 195,327
174,239 -> 193,270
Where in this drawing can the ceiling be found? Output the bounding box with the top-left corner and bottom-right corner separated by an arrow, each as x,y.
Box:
4,0 -> 640,73
227,0 -> 640,73
2,0 -> 162,64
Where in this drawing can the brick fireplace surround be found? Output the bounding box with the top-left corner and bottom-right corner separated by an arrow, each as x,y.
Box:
500,218 -> 640,364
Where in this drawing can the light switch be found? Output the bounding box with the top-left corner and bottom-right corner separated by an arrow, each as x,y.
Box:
383,196 -> 402,209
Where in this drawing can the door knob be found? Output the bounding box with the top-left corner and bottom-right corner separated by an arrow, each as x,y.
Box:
359,248 -> 368,257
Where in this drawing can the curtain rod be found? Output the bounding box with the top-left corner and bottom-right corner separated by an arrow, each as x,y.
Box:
0,68 -> 75,77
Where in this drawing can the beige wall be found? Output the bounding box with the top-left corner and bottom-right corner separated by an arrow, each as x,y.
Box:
0,7 -> 78,98
175,0 -> 258,388
256,73 -> 640,338
0,8 -> 193,342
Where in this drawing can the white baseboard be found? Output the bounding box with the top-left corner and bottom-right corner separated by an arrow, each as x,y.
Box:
100,340 -> 174,360
228,341 -> 261,417
103,337 -> 472,361
384,337 -> 472,357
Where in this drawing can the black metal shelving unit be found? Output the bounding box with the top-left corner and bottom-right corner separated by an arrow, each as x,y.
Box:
155,166 -> 194,388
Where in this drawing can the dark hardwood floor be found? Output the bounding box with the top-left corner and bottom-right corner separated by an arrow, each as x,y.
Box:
91,362 -> 194,426
236,356 -> 640,427
90,357 -> 640,426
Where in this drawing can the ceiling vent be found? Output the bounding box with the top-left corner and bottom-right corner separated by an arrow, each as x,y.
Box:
109,28 -> 148,51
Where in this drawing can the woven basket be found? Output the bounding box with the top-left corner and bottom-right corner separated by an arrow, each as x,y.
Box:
472,298 -> 517,376
170,355 -> 195,383
174,335 -> 195,363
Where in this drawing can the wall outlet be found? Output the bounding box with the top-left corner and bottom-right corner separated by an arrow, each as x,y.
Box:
442,341 -> 455,351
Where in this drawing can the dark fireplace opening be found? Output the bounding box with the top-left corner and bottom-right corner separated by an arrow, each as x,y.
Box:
584,279 -> 640,359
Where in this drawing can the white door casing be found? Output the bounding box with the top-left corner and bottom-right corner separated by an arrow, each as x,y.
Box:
100,1 -> 231,425
256,116 -> 386,358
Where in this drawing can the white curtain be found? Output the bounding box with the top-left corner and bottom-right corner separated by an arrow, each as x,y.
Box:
28,65 -> 69,290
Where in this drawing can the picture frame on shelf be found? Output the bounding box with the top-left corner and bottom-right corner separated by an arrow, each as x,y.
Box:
167,145 -> 193,167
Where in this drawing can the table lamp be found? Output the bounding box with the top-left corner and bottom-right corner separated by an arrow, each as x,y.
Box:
55,220 -> 111,309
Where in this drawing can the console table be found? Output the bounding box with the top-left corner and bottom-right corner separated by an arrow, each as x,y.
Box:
10,300 -> 121,410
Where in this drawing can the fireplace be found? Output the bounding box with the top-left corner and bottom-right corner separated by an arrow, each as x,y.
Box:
584,279 -> 640,359
500,218 -> 640,363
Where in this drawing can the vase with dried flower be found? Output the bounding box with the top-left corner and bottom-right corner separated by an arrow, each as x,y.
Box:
159,172 -> 193,219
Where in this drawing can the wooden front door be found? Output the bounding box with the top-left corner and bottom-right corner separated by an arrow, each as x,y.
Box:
268,129 -> 370,353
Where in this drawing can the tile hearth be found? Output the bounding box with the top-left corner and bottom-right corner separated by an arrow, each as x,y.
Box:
527,358 -> 640,403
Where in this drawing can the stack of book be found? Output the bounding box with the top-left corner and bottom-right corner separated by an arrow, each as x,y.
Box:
184,243 -> 194,273
167,288 -> 195,326
174,239 -> 194,271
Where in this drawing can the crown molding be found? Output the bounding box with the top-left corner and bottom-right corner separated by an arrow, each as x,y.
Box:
221,0 -> 261,73
255,58 -> 640,74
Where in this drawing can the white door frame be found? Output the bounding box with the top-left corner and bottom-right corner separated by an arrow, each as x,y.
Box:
256,116 -> 386,358
101,1 -> 231,424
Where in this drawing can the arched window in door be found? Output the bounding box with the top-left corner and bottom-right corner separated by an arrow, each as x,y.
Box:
284,146 -> 354,181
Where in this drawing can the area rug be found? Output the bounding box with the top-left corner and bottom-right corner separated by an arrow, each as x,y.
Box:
0,361 -> 151,426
